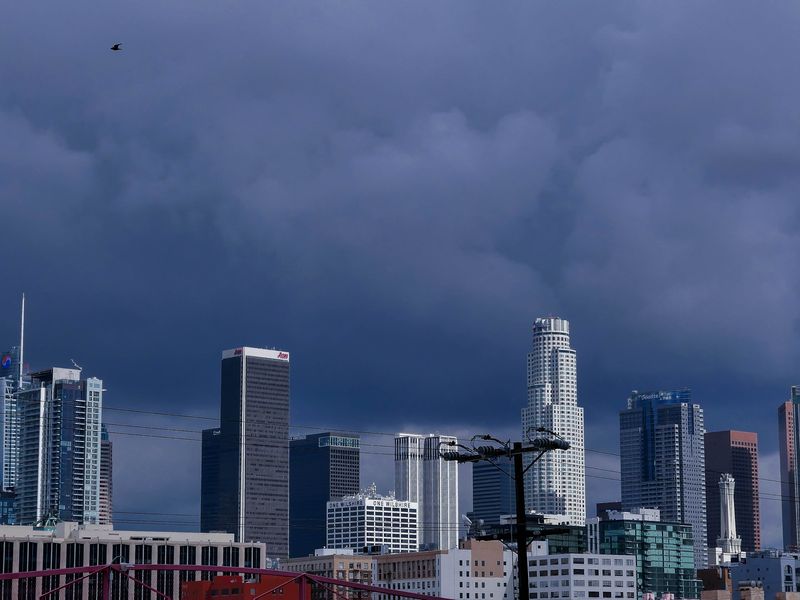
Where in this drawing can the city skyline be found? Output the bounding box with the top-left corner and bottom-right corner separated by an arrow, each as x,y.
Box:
4,0 -> 800,558
4,2 -> 800,599
0,304 -> 793,550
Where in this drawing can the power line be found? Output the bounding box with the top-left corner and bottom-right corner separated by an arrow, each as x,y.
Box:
12,396 -> 793,508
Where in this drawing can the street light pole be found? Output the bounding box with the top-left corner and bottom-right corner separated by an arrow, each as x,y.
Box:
439,434 -> 569,600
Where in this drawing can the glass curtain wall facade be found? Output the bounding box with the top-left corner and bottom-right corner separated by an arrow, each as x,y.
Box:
620,389 -> 708,568
472,456 -> 515,526
597,518 -> 701,599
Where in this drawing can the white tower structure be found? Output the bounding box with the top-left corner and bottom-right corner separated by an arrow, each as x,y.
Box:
521,317 -> 585,525
717,473 -> 742,555
395,433 -> 459,550
395,434 -> 424,505
422,434 -> 459,550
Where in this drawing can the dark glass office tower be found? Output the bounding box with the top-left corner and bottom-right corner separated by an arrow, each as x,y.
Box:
99,424 -> 114,525
201,347 -> 290,557
620,389 -> 707,569
289,432 -> 360,557
471,456 -> 515,526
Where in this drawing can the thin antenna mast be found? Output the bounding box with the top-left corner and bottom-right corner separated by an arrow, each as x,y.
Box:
19,293 -> 24,384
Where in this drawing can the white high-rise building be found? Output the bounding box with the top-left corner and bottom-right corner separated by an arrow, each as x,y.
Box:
394,433 -> 459,550
521,317 -> 585,525
422,434 -> 459,551
395,434 -> 424,504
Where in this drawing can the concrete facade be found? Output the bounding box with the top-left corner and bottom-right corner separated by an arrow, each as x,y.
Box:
0,522 -> 265,600
372,540 -> 515,600
326,487 -> 418,554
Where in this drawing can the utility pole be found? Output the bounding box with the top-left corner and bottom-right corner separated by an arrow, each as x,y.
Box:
512,441 -> 529,598
440,432 -> 569,600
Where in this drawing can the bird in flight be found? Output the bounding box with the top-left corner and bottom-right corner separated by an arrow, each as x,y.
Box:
110,43 -> 122,51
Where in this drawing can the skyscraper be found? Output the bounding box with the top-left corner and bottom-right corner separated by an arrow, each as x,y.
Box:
289,431 -> 360,557
394,433 -> 459,550
395,434 -> 423,503
1,295 -> 27,492
779,387 -> 800,551
620,389 -> 708,568
0,346 -> 21,491
201,347 -> 290,557
705,430 -> 760,552
422,434 -> 459,550
99,424 -> 113,525
521,317 -> 585,525
471,455 -> 515,525
15,367 -> 103,524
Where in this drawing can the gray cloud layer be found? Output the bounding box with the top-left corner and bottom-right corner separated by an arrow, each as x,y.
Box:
2,1 -> 800,544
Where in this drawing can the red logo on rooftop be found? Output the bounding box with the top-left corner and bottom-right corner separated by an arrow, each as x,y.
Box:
277,352 -> 289,359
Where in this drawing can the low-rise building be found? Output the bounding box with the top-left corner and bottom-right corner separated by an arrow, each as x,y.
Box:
729,551 -> 800,600
527,542 -> 637,600
0,522 -> 266,600
326,486 -> 418,554
372,540 -> 515,600
588,508 -> 701,600
182,575 -> 308,600
477,513 -> 587,555
283,549 -> 373,600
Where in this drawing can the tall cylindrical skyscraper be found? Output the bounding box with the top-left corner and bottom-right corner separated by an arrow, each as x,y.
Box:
521,317 -> 585,525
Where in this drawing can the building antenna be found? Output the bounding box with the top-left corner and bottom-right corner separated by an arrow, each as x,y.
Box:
70,359 -> 83,372
19,293 -> 24,384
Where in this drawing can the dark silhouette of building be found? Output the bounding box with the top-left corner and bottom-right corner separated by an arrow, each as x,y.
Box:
471,455 -> 515,526
99,424 -> 113,525
595,501 -> 622,519
780,388 -> 800,551
0,490 -> 15,524
289,432 -> 360,557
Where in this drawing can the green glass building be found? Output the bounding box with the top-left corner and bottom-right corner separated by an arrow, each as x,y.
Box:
589,512 -> 702,599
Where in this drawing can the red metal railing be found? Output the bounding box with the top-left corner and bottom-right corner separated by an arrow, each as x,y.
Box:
0,564 -> 452,600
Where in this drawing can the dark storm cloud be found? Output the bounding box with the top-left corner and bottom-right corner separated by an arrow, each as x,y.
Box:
2,1 -> 800,543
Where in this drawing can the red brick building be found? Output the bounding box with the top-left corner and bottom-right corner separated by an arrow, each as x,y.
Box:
182,575 -> 311,600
